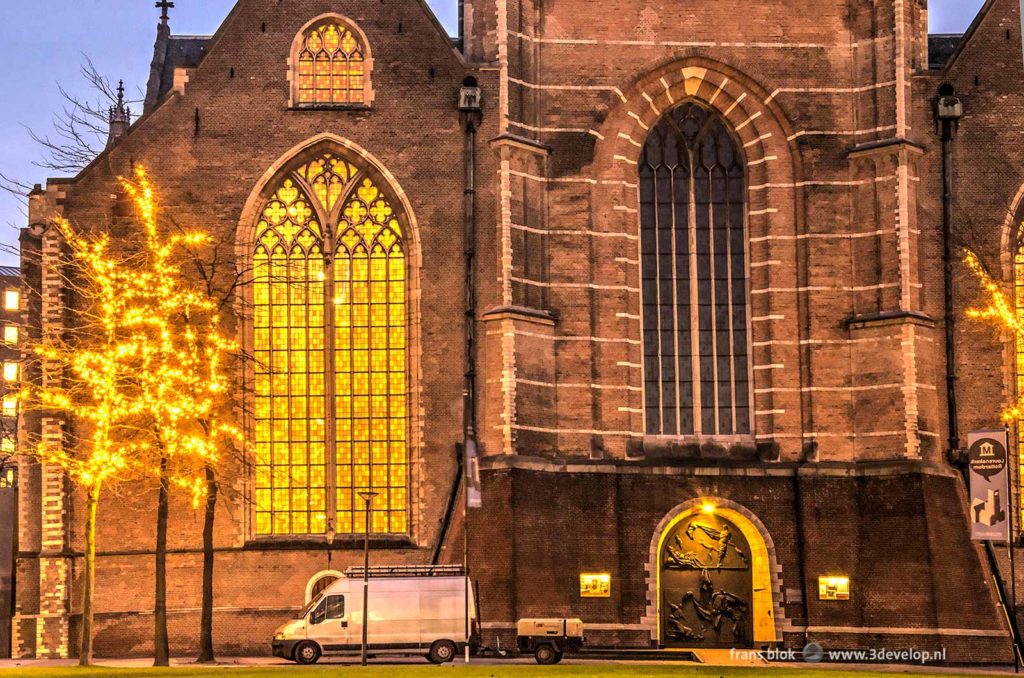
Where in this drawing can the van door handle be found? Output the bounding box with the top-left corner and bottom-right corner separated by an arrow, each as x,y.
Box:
341,621 -> 348,628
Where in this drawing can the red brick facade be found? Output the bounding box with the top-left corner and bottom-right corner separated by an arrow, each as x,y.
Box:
10,0 -> 1023,663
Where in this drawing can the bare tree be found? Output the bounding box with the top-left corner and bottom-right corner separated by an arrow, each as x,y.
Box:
0,56 -> 141,209
27,57 -> 140,174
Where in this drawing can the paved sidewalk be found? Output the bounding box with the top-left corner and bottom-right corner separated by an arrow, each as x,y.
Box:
0,655 -> 1016,674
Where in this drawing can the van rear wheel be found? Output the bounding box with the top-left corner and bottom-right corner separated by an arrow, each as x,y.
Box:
428,639 -> 458,664
293,641 -> 321,665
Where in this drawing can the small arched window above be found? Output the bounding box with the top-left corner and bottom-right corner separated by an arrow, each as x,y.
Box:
291,16 -> 373,108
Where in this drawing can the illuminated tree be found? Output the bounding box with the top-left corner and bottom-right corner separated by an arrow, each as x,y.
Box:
20,167 -> 241,666
19,216 -> 154,666
117,168 -> 240,666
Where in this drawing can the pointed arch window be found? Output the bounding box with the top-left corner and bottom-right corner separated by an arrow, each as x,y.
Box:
253,151 -> 407,537
293,19 -> 371,107
639,102 -> 752,437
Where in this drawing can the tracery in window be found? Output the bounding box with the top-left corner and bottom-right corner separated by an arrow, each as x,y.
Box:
253,151 -> 407,536
639,102 -> 751,437
295,21 -> 367,107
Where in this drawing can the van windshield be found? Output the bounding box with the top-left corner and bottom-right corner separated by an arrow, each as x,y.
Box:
295,596 -> 320,620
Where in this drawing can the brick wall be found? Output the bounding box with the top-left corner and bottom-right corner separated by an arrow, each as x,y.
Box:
12,0 -> 1020,663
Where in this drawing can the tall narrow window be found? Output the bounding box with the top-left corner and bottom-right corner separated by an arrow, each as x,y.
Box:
253,152 -> 407,537
295,20 -> 367,107
640,102 -> 750,437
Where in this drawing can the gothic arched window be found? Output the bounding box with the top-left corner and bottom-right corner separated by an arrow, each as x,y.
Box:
639,102 -> 751,437
253,151 -> 407,536
293,19 -> 370,107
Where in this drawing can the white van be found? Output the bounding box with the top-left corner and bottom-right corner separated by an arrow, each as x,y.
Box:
272,566 -> 478,664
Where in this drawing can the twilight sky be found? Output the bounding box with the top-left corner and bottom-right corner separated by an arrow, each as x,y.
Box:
0,0 -> 989,265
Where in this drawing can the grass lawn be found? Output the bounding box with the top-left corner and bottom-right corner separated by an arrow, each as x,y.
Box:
0,665 -> 1001,678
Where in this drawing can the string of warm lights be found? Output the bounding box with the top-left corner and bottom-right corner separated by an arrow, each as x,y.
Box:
20,165 -> 239,507
964,248 -> 1024,423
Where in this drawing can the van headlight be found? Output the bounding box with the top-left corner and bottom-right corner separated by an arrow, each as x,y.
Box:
274,633 -> 285,640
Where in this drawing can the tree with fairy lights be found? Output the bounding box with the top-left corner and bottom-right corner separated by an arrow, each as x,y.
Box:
19,214 -> 156,666
20,167 -> 240,665
117,167 -> 241,666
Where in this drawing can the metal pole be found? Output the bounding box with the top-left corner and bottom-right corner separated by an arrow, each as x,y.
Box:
358,491 -> 377,666
464,455 -> 470,664
1012,427 -> 1021,674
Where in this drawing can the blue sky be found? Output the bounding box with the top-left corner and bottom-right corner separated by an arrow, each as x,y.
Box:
0,0 -> 988,264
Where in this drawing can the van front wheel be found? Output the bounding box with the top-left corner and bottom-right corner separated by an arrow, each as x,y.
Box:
293,641 -> 321,665
428,639 -> 457,664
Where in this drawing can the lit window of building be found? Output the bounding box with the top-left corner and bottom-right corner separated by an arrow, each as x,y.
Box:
2,362 -> 18,382
3,289 -> 18,311
3,326 -> 17,345
1,437 -> 12,454
253,151 -> 408,537
294,20 -> 369,107
2,398 -> 16,418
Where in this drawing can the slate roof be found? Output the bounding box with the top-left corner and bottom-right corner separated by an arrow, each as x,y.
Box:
144,35 -> 210,112
928,34 -> 963,71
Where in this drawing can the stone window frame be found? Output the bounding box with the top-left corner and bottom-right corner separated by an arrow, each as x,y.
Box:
638,101 -> 754,439
585,57 -> 804,457
237,135 -> 424,547
287,13 -> 376,110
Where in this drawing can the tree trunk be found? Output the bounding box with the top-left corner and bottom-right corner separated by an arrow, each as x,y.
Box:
154,455 -> 170,666
79,481 -> 100,666
197,463 -> 218,663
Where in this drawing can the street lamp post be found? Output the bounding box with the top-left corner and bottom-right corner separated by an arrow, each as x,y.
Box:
325,519 -> 335,571
357,490 -> 378,667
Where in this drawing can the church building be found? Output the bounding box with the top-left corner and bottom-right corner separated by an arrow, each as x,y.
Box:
9,0 -> 1024,662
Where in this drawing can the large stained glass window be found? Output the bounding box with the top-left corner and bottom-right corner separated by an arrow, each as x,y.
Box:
639,102 -> 751,437
295,21 -> 367,107
253,152 -> 407,536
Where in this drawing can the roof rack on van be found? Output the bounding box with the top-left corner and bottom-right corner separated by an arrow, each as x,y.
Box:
344,565 -> 466,578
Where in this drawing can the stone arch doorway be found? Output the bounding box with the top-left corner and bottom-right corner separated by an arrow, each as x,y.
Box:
647,498 -> 783,649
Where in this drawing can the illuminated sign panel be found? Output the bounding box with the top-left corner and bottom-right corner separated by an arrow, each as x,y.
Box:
580,573 -> 611,598
818,576 -> 850,601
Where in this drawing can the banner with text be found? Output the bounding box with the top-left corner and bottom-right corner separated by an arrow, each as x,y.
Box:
968,429 -> 1010,542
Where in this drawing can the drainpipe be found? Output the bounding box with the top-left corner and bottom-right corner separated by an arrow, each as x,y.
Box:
432,80 -> 484,567
459,78 -> 483,665
936,85 -> 962,460
460,79 -> 482,461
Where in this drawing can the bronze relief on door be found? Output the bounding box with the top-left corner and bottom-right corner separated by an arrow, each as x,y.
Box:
660,513 -> 753,648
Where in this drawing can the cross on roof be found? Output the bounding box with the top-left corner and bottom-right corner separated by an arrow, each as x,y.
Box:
156,0 -> 175,23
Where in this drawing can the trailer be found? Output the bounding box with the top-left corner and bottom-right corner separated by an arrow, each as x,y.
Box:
515,618 -> 586,665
